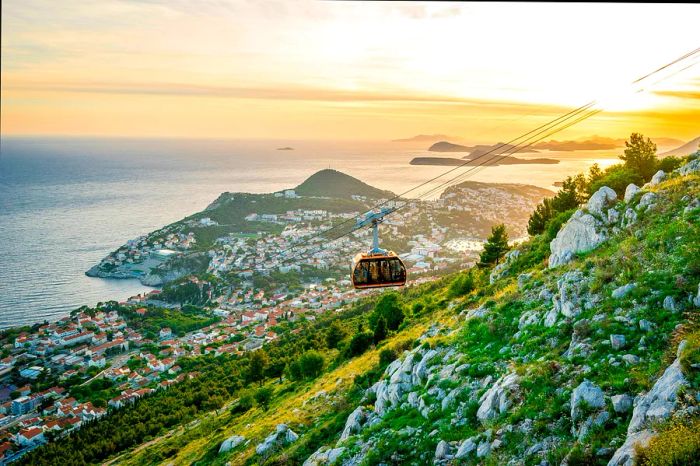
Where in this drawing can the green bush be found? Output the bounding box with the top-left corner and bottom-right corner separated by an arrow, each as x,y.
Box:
589,165 -> 643,197
379,348 -> 398,367
348,332 -> 374,357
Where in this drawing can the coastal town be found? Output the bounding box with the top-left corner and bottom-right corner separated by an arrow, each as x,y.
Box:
0,176 -> 551,462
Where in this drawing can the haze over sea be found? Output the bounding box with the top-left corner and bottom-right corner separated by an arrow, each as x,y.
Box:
0,137 -> 619,329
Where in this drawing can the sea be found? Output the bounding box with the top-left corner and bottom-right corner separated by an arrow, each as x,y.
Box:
0,136 -> 621,329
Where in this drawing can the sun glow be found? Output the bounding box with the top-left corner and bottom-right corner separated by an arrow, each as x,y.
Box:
1,1 -> 699,140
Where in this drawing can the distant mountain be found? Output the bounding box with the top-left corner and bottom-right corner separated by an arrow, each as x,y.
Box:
428,141 -> 538,156
295,169 -> 395,199
411,155 -> 558,166
659,136 -> 700,157
392,134 -> 461,143
428,141 -> 472,152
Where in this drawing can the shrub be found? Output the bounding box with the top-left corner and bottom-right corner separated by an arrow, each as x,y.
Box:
231,390 -> 254,414
348,332 -> 374,357
254,387 -> 273,411
370,293 -> 404,331
379,348 -> 398,367
636,416 -> 700,465
588,165 -> 643,197
298,350 -> 325,378
448,270 -> 476,298
657,156 -> 683,173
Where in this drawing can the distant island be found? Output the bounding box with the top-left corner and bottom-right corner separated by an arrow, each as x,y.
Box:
392,134 -> 461,143
410,155 -> 559,166
428,141 -> 539,156
276,147 -> 294,151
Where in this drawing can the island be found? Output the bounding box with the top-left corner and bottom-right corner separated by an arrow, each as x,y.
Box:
276,147 -> 294,151
410,155 -> 559,166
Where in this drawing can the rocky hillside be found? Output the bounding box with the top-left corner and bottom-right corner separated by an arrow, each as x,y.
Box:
98,154 -> 700,466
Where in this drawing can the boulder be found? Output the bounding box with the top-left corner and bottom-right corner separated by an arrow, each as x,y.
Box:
256,424 -> 298,455
477,372 -> 519,422
587,186 -> 617,217
678,157 -> 700,176
622,354 -> 640,366
649,170 -> 666,186
663,296 -> 677,312
476,441 -> 491,458
577,410 -> 610,440
637,192 -> 657,210
612,283 -> 636,299
571,380 -> 605,422
607,429 -> 655,466
434,440 -> 451,461
694,282 -> 700,308
455,438 -> 477,459
549,210 -> 608,268
611,394 -> 633,413
219,435 -> 245,454
627,358 -> 687,433
304,446 -> 346,466
623,184 -> 640,203
340,406 -> 366,441
412,349 -> 439,385
610,334 -> 627,350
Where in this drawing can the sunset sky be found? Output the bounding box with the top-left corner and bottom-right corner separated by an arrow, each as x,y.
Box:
2,1 -> 699,142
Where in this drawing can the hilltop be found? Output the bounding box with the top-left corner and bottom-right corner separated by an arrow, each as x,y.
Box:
294,169 -> 396,199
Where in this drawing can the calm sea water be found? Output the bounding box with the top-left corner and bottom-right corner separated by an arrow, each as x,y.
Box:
0,136 -> 619,328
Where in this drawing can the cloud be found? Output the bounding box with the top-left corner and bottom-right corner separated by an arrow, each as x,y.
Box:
2,80 -> 563,111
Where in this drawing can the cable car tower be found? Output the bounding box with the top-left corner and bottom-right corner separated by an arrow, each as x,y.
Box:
351,207 -> 407,289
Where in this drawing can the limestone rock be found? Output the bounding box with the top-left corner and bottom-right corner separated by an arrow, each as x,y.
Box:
638,192 -> 657,210
434,440 -> 451,461
624,184 -> 640,203
304,446 -> 346,466
587,186 -> 617,217
549,210 -> 608,268
612,283 -> 636,299
455,438 -> 477,459
627,358 -> 688,433
607,430 -> 655,466
663,296 -> 677,312
610,334 -> 627,350
219,435 -> 245,454
477,372 -> 520,422
611,394 -> 633,413
476,441 -> 491,458
340,406 -> 366,441
678,157 -> 700,176
571,380 -> 605,422
256,424 -> 299,456
649,170 -> 666,186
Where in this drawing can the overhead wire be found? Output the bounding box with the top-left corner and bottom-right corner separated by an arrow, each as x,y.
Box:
257,47 -> 700,270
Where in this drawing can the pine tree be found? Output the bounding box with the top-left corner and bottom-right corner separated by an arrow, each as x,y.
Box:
479,223 -> 510,267
373,315 -> 387,344
249,350 -> 268,386
620,132 -> 657,180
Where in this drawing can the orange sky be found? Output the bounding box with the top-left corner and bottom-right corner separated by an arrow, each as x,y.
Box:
1,1 -> 699,142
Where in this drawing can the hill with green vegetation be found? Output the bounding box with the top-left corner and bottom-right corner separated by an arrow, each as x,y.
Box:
294,169 -> 396,199
29,137 -> 700,466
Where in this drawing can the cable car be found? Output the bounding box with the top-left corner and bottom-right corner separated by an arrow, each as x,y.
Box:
351,208 -> 407,289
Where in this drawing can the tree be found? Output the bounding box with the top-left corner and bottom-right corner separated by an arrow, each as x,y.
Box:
254,387 -> 273,411
249,350 -> 268,386
370,293 -> 404,331
348,332 -> 373,357
479,224 -> 510,267
448,270 -> 476,298
325,321 -> 345,349
620,132 -> 657,180
373,316 -> 387,344
231,390 -> 254,414
527,197 -> 555,235
298,350 -> 325,378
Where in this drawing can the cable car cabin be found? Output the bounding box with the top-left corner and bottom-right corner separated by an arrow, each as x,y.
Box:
351,252 -> 407,289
